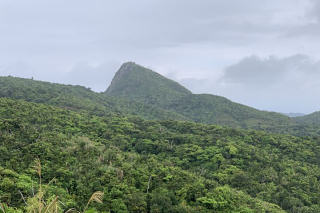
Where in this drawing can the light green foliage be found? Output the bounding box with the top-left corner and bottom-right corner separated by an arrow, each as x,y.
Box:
0,98 -> 320,212
1,62 -> 320,213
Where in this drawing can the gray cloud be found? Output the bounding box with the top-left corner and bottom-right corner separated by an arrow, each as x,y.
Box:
62,61 -> 120,91
0,0 -> 319,113
222,55 -> 320,87
175,55 -> 320,113
309,0 -> 320,21
285,0 -> 320,37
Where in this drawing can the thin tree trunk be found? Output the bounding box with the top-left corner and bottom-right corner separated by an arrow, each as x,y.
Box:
147,175 -> 152,194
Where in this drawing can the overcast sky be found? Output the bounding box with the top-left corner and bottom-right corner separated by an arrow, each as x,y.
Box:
0,0 -> 319,113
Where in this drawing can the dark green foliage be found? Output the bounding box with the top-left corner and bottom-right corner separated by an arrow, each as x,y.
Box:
1,98 -> 320,212
1,70 -> 319,137
165,94 -> 292,129
0,76 -> 187,121
294,111 -> 320,126
106,62 -> 192,106
165,94 -> 320,136
104,62 -> 320,136
1,63 -> 320,212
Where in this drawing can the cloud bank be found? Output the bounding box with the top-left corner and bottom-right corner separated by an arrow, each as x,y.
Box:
0,0 -> 319,113
177,55 -> 320,113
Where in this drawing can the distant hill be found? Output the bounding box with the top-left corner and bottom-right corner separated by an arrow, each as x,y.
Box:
105,62 -> 299,133
2,64 -> 320,212
106,62 -> 192,106
165,94 -> 293,130
0,63 -> 319,136
0,76 -> 187,121
283,113 -> 305,117
294,111 -> 320,125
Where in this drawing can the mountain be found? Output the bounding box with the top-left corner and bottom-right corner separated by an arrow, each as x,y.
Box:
2,64 -> 320,212
106,62 -> 192,106
105,62 -> 299,132
1,66 -> 318,137
294,111 -> 320,125
166,94 -> 293,130
0,76 -> 188,121
3,97 -> 320,212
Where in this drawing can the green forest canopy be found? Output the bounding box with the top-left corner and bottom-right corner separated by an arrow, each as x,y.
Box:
1,62 -> 320,212
0,98 -> 320,212
1,74 -> 320,137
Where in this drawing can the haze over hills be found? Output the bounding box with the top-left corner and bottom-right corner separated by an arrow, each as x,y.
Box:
1,62 -> 319,136
295,111 -> 320,125
283,113 -> 306,118
105,62 -> 319,134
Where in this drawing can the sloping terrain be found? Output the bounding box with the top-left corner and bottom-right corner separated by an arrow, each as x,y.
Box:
294,111 -> 320,126
106,62 -> 192,106
1,64 -> 320,212
165,93 -> 292,130
105,62 -> 319,135
1,65 -> 319,137
0,76 -> 187,121
3,98 -> 320,212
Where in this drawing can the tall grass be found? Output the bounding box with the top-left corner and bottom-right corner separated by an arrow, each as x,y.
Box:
0,159 -> 104,213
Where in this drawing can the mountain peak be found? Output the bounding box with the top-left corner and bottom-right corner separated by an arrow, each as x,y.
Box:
105,62 -> 191,105
112,62 -> 149,80
118,61 -> 138,71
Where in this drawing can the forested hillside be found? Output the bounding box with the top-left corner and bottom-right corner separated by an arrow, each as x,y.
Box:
1,69 -> 319,138
1,98 -> 320,212
2,1 -> 319,213
105,62 -> 320,136
0,76 -> 187,121
294,111 -> 320,126
106,62 -> 192,106
165,94 -> 292,130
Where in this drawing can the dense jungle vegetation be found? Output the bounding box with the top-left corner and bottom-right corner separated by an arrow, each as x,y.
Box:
0,69 -> 320,138
1,98 -> 320,212
105,62 -> 320,136
1,62 -> 320,212
0,76 -> 187,121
